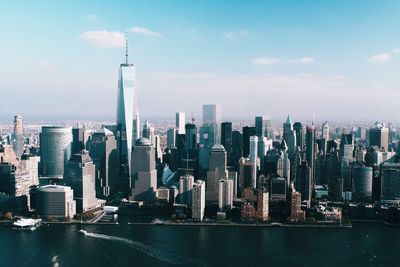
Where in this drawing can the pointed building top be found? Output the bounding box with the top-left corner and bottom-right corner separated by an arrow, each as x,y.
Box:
125,32 -> 128,65
285,115 -> 292,125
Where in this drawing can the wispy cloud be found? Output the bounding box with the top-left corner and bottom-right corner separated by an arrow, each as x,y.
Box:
253,57 -> 316,65
129,26 -> 161,37
86,14 -> 99,21
367,53 -> 392,63
392,48 -> 400,53
79,30 -> 125,48
223,29 -> 248,39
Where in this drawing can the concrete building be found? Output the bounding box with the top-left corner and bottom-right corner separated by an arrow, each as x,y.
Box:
130,137 -> 157,203
88,128 -> 118,199
351,164 -> 373,202
256,191 -> 269,221
176,112 -> 186,135
39,126 -> 73,179
369,122 -> 389,151
36,185 -> 76,219
380,163 -> 400,202
12,115 -> 24,158
218,179 -> 233,210
179,174 -> 194,206
192,180 -> 205,221
64,151 -> 99,213
206,144 -> 228,201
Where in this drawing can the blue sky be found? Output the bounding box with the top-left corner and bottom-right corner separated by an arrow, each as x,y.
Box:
1,0 -> 400,122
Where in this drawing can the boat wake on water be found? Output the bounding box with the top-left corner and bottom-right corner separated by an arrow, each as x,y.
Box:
81,231 -> 200,266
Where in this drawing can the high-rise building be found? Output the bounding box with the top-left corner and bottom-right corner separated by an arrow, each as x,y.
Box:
64,151 -> 99,213
192,180 -> 205,221
369,122 -> 389,151
305,125 -> 315,183
39,126 -> 73,179
283,115 -> 296,160
176,112 -> 186,135
380,163 -> 400,202
293,122 -> 304,150
72,127 -> 90,154
36,185 -> 76,219
179,174 -> 194,206
249,136 -> 258,188
185,123 -> 197,150
255,116 -> 271,138
242,126 -> 256,157
295,161 -> 312,206
202,104 -> 222,145
239,157 -> 256,193
221,122 -> 232,159
142,120 -> 155,144
256,191 -> 269,221
88,128 -> 118,199
166,128 -> 176,149
206,145 -> 228,201
130,137 -> 157,203
291,187 -> 305,221
351,164 -> 373,202
218,179 -> 233,210
116,43 -> 139,184
12,115 -> 24,158
322,121 -> 330,141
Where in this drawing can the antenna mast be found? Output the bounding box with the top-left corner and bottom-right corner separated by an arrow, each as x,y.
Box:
125,32 -> 128,64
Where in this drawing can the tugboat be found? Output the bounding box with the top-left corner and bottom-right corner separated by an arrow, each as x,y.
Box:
12,218 -> 42,231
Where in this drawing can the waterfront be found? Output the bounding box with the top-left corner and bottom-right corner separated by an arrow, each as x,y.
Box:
1,219 -> 399,267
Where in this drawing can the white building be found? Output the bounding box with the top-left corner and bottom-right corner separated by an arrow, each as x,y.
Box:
179,175 -> 194,206
218,179 -> 233,210
176,112 -> 186,135
192,180 -> 205,221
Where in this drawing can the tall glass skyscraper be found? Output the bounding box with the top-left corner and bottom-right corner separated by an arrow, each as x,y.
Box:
116,42 -> 140,184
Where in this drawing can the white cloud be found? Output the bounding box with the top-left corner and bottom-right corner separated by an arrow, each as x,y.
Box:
367,53 -> 392,63
79,30 -> 125,48
392,48 -> 400,53
129,26 -> 161,37
223,30 -> 248,39
86,14 -> 98,21
253,57 -> 316,65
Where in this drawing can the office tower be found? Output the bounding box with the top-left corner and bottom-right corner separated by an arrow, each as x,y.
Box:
72,127 -> 90,154
291,187 -> 305,221
142,120 -> 155,144
176,112 -> 186,135
88,128 -> 118,199
239,157 -> 256,193
192,180 -> 205,221
221,122 -> 232,159
206,145 -> 228,201
340,134 -> 354,162
18,154 -> 40,187
277,147 -> 290,184
167,128 -> 176,149
357,127 -> 367,140
39,126 -> 73,179
0,145 -> 18,165
218,179 -> 233,210
64,151 -> 98,213
242,126 -> 256,157
249,136 -> 258,187
295,161 -> 312,206
202,104 -> 222,144
305,125 -> 315,183
116,42 -> 139,182
241,202 -> 256,222
12,115 -> 24,158
179,174 -> 194,206
231,130 -> 243,169
154,135 -> 163,164
270,177 -> 287,202
256,191 -> 269,221
380,163 -> 400,202
293,122 -> 304,150
283,116 -> 296,160
322,121 -> 330,141
369,122 -> 389,151
227,171 -> 238,198
255,116 -> 271,138
185,123 -> 197,150
36,185 -> 76,219
130,137 -> 157,203
351,164 -> 373,202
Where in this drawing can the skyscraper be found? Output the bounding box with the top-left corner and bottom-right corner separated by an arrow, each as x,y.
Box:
305,125 -> 315,183
185,123 -> 197,150
206,144 -> 228,201
293,122 -> 304,150
130,137 -> 157,203
12,115 -> 24,158
39,126 -> 73,179
64,151 -> 99,213
192,180 -> 205,221
369,122 -> 389,151
116,40 -> 139,185
221,122 -> 233,159
88,128 -> 118,199
255,116 -> 271,138
176,112 -> 186,135
283,115 -> 296,160
249,136 -> 258,188
202,104 -> 222,145
179,174 -> 194,206
322,121 -> 330,141
218,179 -> 233,210
242,126 -> 256,157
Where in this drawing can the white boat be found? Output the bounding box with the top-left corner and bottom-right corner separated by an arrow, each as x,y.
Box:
79,229 -> 87,235
151,218 -> 166,225
12,218 -> 42,231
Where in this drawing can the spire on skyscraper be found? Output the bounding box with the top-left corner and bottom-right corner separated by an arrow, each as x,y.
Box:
125,32 -> 129,65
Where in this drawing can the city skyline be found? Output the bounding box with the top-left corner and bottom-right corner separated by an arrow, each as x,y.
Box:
2,1 -> 400,121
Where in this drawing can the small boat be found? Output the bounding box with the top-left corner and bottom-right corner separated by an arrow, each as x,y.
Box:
12,218 -> 42,231
79,229 -> 87,235
151,218 -> 166,225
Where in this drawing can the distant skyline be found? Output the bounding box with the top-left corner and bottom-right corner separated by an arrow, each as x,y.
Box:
2,1 -> 400,121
